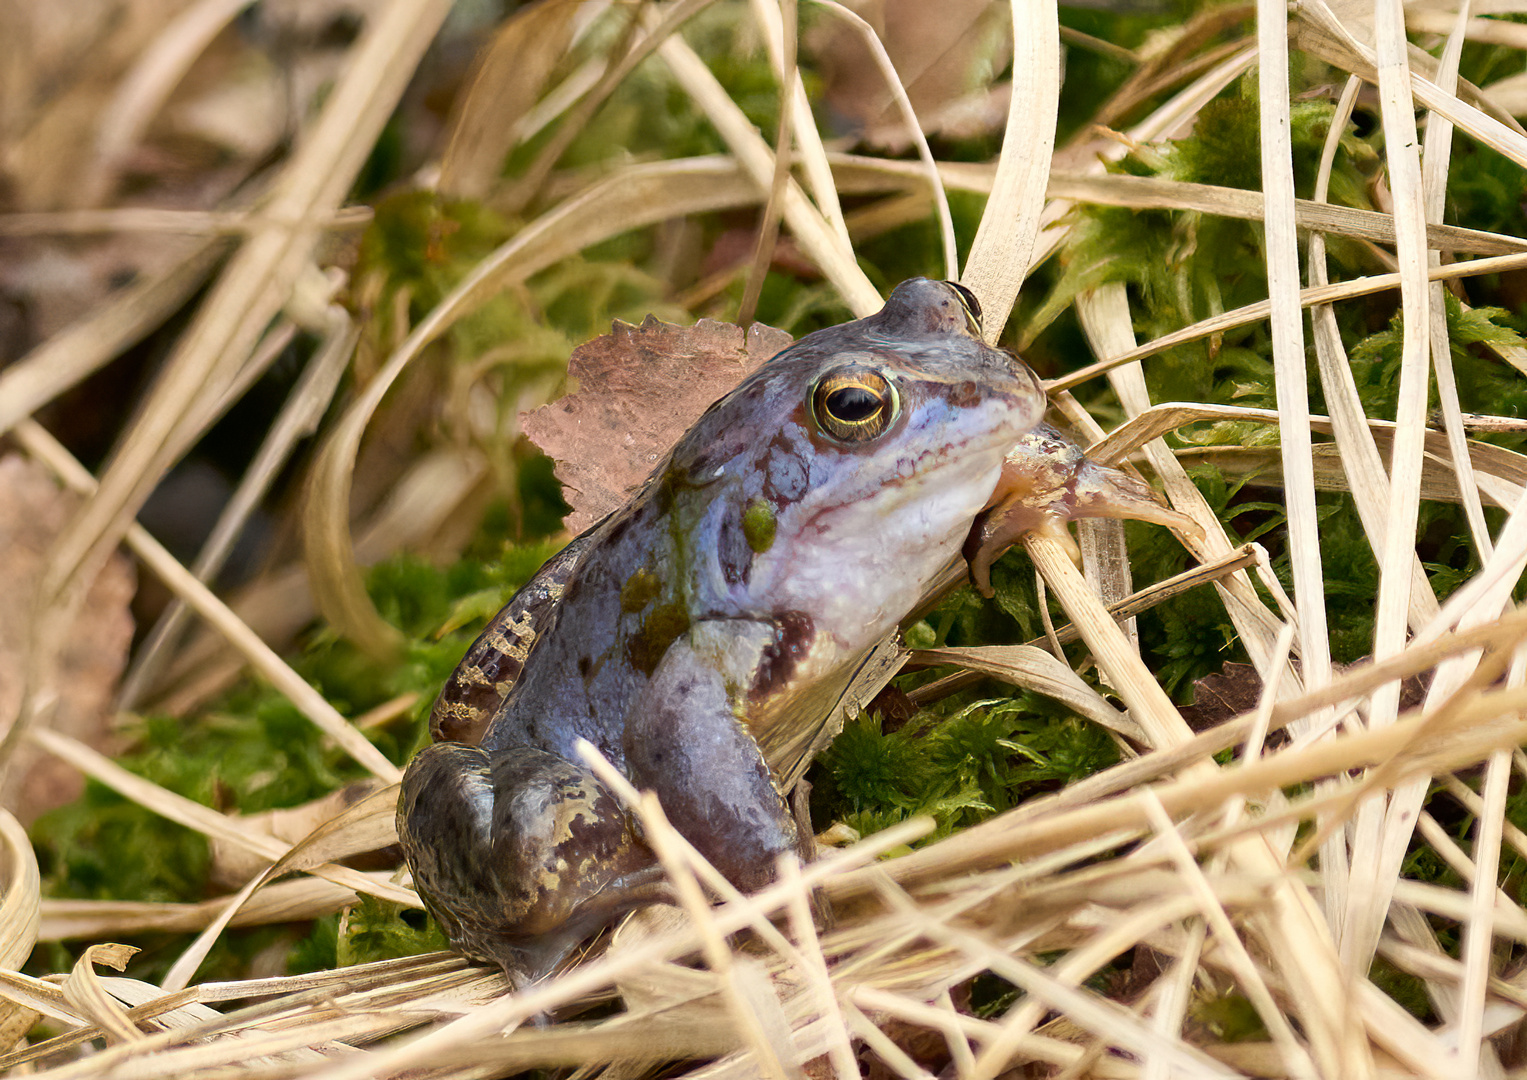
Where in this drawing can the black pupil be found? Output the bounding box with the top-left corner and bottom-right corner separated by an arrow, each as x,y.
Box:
827,385 -> 881,422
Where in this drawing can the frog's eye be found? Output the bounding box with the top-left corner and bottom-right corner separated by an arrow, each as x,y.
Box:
811,367 -> 899,443
944,281 -> 983,337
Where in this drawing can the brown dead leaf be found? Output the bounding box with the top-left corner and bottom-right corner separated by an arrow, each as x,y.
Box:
1179,659 -> 1430,734
809,0 -> 1010,150
521,316 -> 792,534
1178,662 -> 1265,733
0,455 -> 134,823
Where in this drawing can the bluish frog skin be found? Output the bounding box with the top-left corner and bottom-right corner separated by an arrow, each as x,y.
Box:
397,278 -> 1177,983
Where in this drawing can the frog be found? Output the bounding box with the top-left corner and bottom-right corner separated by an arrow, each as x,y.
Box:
397,278 -> 1188,984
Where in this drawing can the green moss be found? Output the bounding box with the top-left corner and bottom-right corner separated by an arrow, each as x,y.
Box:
1194,990 -> 1267,1043
813,694 -> 1118,842
336,895 -> 449,967
1369,956 -> 1437,1023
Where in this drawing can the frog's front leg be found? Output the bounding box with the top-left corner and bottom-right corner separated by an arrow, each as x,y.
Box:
964,422 -> 1203,596
624,634 -> 803,892
397,741 -> 669,983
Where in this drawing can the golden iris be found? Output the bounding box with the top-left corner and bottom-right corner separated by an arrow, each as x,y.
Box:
811,367 -> 899,442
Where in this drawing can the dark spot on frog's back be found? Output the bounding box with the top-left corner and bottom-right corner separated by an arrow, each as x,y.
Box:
717,511 -> 753,586
764,430 -> 808,504
751,610 -> 815,700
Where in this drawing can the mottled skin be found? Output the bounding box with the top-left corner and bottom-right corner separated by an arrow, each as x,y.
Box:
398,278 -> 1187,983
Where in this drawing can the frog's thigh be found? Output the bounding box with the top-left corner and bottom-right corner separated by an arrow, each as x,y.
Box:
624,639 -> 799,892
398,742 -> 663,971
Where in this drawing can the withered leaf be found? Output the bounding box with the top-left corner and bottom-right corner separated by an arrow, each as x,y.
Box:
1179,659 -> 1431,734
808,0 -> 1011,150
1178,662 -> 1265,733
522,316 -> 792,535
0,455 -> 135,823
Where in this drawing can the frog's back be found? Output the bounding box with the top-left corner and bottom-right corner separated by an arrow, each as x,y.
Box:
476,493 -> 680,767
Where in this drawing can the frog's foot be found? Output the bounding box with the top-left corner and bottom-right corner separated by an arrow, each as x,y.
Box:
397,742 -> 672,985
963,423 -> 1203,598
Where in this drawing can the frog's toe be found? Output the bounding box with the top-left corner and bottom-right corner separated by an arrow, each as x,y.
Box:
1066,457 -> 1203,540
963,504 -> 1077,597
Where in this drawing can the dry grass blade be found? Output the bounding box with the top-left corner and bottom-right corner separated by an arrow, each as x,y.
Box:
911,645 -> 1144,741
960,895 -> 1205,1077
436,0 -> 585,199
736,0 -> 797,326
1049,248 -> 1527,393
907,545 -> 1261,711
1307,75 -> 1441,637
81,0 -> 253,208
813,0 -> 956,281
1299,2 -> 1527,168
1422,3 -> 1493,562
778,856 -> 855,1080
657,31 -> 879,315
1141,792 -> 1317,1079
39,876 -> 409,941
0,207 -> 373,237
119,309 -> 355,708
1075,286 -> 1287,672
880,893 -> 1236,1078
1337,0 -> 1439,988
63,944 -> 143,1044
1459,747 -> 1510,1070
1257,0 -> 1329,701
0,808 -> 40,1046
1019,537 -> 1365,1075
959,0 -> 1059,337
27,727 -> 414,908
749,0 -> 848,246
1043,171 -> 1527,255
159,781 -> 411,992
38,0 -> 454,619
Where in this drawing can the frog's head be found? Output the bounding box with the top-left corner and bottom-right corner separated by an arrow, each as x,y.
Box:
664,279 -> 1046,655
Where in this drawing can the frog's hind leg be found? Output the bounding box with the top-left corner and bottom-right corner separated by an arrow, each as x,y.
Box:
397,742 -> 669,984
